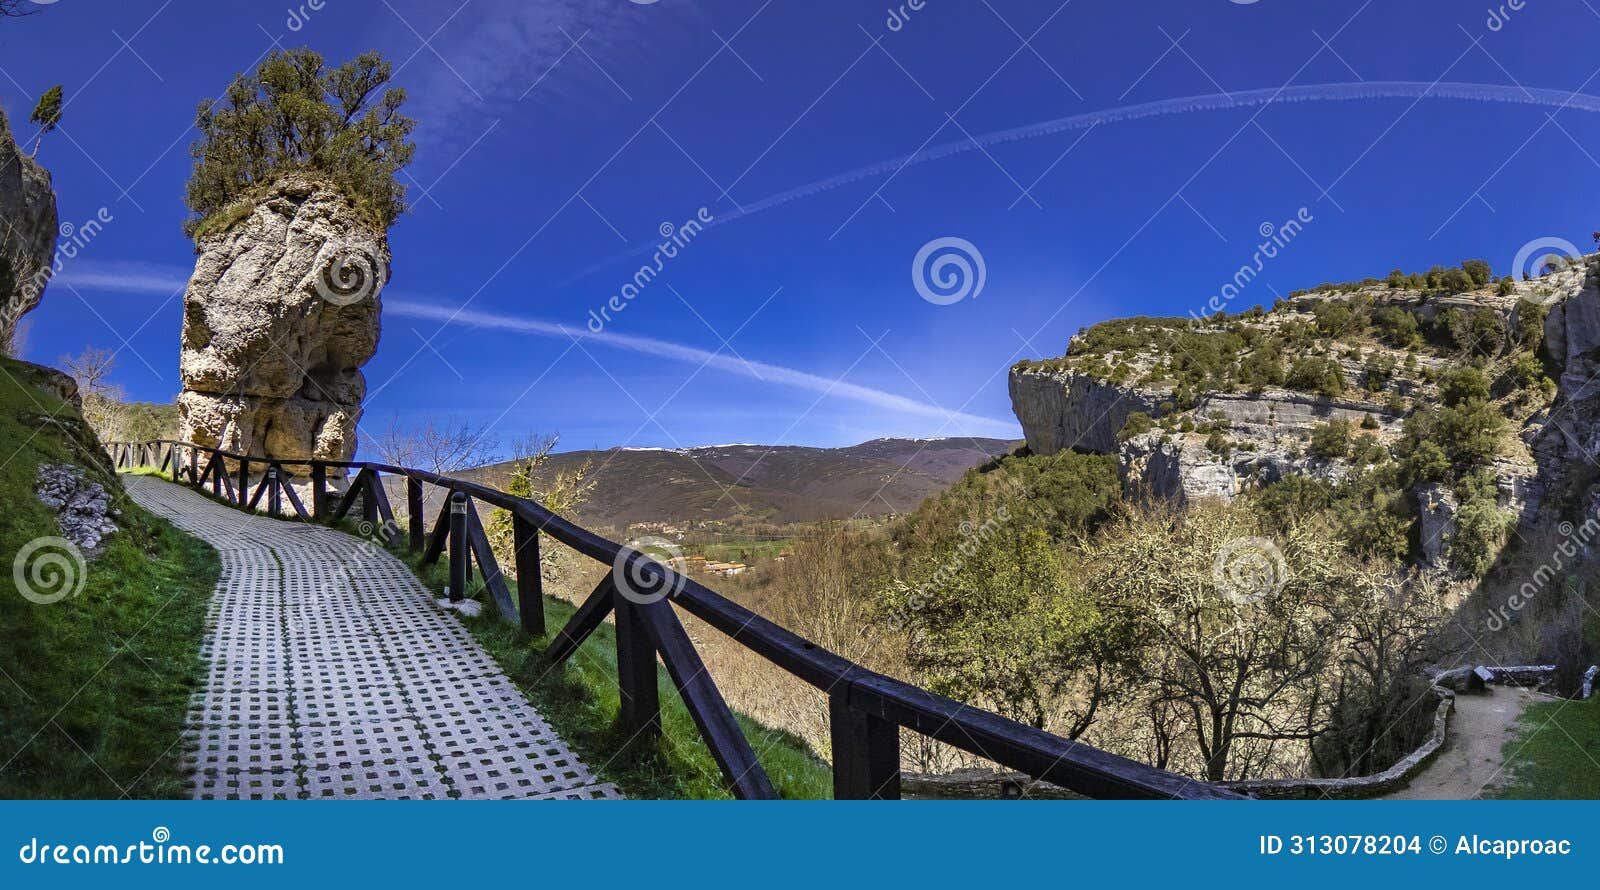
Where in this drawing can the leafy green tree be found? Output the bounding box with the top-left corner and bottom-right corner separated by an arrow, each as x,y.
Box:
1451,472 -> 1512,578
1461,259 -> 1493,287
27,84 -> 61,156
885,523 -> 1101,731
184,49 -> 416,237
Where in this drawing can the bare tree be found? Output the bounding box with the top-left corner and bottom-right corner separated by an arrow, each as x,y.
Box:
1,2 -> 40,18
61,346 -> 128,441
485,434 -> 595,580
372,414 -> 499,475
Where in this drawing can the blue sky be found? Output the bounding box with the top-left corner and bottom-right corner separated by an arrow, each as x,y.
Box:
2,0 -> 1598,454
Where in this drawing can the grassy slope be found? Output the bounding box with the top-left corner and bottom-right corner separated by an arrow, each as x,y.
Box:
1495,696 -> 1600,799
0,357 -> 218,799
391,542 -> 832,799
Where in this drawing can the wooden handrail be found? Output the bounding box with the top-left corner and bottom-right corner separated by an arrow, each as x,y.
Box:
104,439 -> 1247,801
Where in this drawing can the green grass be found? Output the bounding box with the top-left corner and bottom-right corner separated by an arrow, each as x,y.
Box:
682,537 -> 792,565
385,540 -> 833,799
1495,696 -> 1600,799
0,357 -> 219,799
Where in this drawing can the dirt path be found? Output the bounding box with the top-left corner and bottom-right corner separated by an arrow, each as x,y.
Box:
1381,686 -> 1540,800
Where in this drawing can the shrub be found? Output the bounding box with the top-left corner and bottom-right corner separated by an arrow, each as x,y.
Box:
1372,307 -> 1422,349
1117,411 -> 1154,441
1286,356 -> 1346,397
1439,366 -> 1490,407
184,48 -> 417,238
1516,298 -> 1548,349
1309,419 -> 1353,460
1461,259 -> 1493,287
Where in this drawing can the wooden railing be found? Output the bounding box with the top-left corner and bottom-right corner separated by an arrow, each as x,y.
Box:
108,439 -> 1246,801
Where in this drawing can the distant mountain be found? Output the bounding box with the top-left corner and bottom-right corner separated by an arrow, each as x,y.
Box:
459,437 -> 1018,530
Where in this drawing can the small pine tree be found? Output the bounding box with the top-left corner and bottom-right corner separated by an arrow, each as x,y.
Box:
27,84 -> 61,157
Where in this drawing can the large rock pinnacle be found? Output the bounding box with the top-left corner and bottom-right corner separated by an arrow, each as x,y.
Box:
178,176 -> 386,473
0,107 -> 60,353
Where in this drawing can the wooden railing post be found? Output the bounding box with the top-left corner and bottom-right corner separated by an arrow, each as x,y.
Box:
170,444 -> 181,482
310,464 -> 327,519
513,515 -> 545,636
407,478 -> 425,552
188,448 -> 199,486
237,457 -> 250,505
361,472 -> 379,526
829,692 -> 901,800
267,466 -> 282,516
447,491 -> 468,603
614,594 -> 661,742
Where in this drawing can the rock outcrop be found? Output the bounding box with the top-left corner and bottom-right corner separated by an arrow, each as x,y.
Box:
178,176 -> 387,474
0,107 -> 60,352
1009,369 -> 1163,455
1008,271 -> 1572,565
1526,262 -> 1600,524
36,463 -> 118,552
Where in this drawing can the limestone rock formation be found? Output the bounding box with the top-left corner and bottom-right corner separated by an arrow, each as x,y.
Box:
1416,483 -> 1458,569
36,464 -> 119,552
1007,270 -> 1567,566
178,176 -> 386,473
0,107 -> 60,352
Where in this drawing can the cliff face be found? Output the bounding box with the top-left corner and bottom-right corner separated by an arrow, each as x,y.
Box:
0,107 -> 59,352
178,177 -> 386,471
1009,369 -> 1163,455
1529,263 -> 1600,521
1008,268 -> 1570,547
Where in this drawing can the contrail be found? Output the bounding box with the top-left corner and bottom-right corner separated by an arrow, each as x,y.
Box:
560,80 -> 1600,285
386,299 -> 1019,435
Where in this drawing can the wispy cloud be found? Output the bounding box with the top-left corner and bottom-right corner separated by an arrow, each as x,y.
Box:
53,260 -> 189,295
53,261 -> 1018,436
381,0 -> 698,158
560,80 -> 1600,283
386,299 -> 1018,436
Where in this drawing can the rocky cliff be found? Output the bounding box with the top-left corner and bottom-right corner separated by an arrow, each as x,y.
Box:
178,176 -> 386,473
1009,263 -> 1584,569
0,107 -> 59,353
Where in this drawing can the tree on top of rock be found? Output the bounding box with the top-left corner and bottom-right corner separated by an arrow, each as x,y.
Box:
183,48 -> 416,239
28,85 -> 61,157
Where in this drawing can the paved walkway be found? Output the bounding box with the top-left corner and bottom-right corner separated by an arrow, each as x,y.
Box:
127,476 -> 620,801
1381,685 -> 1540,800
